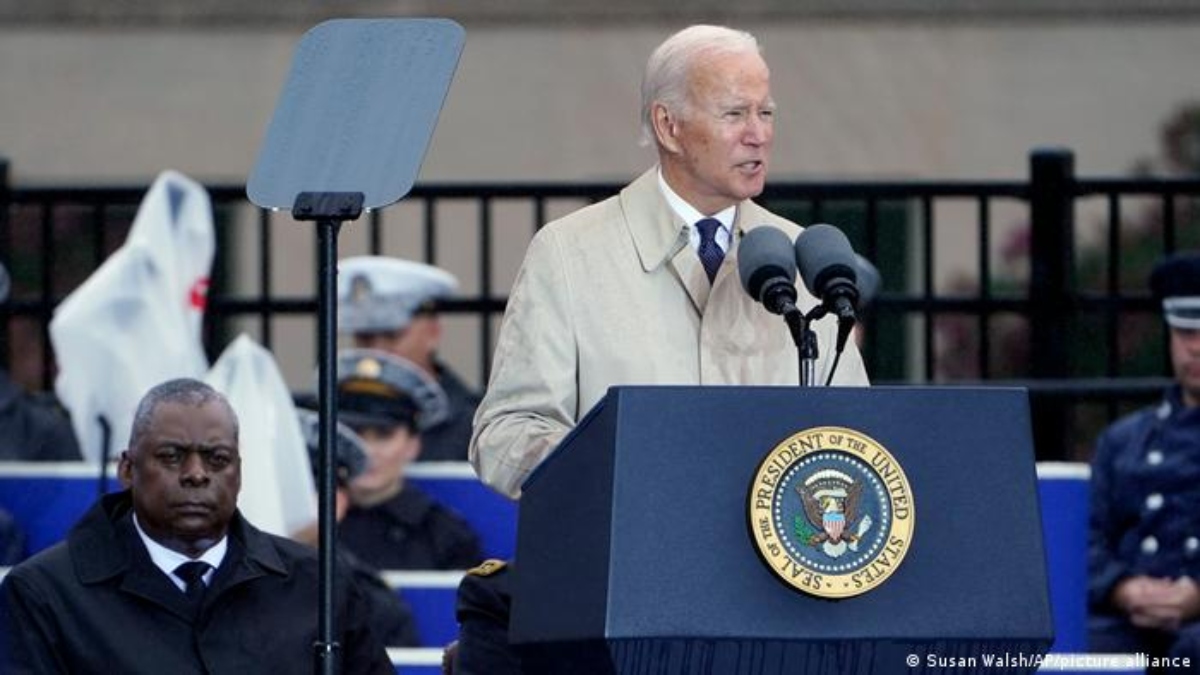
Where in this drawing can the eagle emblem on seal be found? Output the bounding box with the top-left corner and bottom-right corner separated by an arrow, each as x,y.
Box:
798,469 -> 874,558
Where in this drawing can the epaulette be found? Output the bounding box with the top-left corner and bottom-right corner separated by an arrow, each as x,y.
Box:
466,559 -> 507,577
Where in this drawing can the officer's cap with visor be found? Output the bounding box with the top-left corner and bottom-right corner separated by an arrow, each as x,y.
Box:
1150,251 -> 1200,331
334,349 -> 450,434
338,257 -> 458,334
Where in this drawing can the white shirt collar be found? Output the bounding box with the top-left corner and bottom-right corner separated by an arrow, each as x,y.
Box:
657,168 -> 735,252
133,513 -> 227,591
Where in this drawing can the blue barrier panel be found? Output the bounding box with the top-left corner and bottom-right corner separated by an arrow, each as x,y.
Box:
409,463 -> 516,561
0,464 -> 116,558
387,571 -> 461,649
1036,463 -> 1090,654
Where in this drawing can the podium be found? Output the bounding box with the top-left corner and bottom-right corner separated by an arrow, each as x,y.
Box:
512,386 -> 1054,674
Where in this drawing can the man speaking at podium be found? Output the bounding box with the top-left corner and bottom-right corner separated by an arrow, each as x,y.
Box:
469,24 -> 869,502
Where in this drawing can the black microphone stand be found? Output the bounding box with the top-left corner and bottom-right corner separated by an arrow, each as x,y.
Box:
779,301 -> 825,388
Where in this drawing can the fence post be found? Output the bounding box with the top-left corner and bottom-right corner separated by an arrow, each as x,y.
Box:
0,157 -> 9,368
1028,147 -> 1075,461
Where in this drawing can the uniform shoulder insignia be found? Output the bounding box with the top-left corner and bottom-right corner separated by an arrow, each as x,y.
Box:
466,559 -> 507,577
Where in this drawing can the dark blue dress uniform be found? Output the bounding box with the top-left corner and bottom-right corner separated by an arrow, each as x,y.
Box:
1088,387 -> 1200,660
338,486 -> 484,571
0,262 -> 81,462
0,372 -> 82,461
453,559 -> 524,675
1090,386 -> 1200,601
1088,251 -> 1200,664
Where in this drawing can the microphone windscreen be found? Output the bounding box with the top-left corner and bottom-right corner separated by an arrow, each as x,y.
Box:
738,226 -> 797,302
854,253 -> 882,308
795,224 -> 858,296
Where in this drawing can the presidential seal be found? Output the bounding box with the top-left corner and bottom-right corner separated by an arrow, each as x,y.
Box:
748,426 -> 914,599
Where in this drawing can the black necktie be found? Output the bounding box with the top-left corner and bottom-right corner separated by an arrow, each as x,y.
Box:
695,218 -> 725,283
174,561 -> 211,604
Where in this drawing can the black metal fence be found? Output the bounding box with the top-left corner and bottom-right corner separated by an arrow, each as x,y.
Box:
2,148 -> 1199,462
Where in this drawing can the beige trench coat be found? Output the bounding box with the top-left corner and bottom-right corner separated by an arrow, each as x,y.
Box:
470,169 -> 870,498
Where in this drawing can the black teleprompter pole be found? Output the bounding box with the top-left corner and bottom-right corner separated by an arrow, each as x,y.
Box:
293,191 -> 363,675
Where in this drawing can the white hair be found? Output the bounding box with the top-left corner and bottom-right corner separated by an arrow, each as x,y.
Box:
639,24 -> 762,147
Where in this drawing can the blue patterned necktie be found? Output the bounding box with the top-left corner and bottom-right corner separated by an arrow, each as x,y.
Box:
695,218 -> 725,283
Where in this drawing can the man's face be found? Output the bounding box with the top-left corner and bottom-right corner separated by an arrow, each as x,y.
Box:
119,400 -> 241,557
355,314 -> 440,366
657,49 -> 774,215
1171,326 -> 1200,407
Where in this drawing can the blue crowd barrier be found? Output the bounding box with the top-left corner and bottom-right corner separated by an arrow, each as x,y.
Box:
1036,462 -> 1090,654
388,571 -> 462,649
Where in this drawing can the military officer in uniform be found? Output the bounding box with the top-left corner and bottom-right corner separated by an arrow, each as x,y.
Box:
0,261 -> 81,462
450,559 -> 522,675
334,349 -> 484,570
1088,251 -> 1200,667
339,256 -> 481,462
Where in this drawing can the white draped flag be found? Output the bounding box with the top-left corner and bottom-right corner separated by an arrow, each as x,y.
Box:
206,334 -> 317,536
50,170 -> 213,463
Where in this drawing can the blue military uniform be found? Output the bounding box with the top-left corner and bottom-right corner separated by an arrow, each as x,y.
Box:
1088,252 -> 1200,664
0,263 -> 80,462
453,559 -> 524,675
1090,386 -> 1200,604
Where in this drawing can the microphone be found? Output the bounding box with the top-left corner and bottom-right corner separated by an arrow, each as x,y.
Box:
738,226 -> 799,316
794,223 -> 859,351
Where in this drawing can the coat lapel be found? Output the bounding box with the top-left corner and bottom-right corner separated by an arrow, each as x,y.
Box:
620,169 -> 709,313
110,515 -> 200,622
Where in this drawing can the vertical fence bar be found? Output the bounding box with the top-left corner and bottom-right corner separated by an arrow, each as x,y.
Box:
1161,191 -> 1178,377
1162,192 -> 1177,254
258,209 -> 273,349
0,159 -> 9,370
921,195 -> 934,380
369,209 -> 384,255
39,201 -> 67,389
423,198 -> 437,264
534,197 -> 546,237
1029,147 -> 1076,461
479,196 -> 494,385
1105,193 -> 1121,377
1105,192 -> 1122,421
977,196 -> 991,378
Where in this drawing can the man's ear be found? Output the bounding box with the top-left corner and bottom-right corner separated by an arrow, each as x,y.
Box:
117,450 -> 134,489
652,102 -> 681,154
